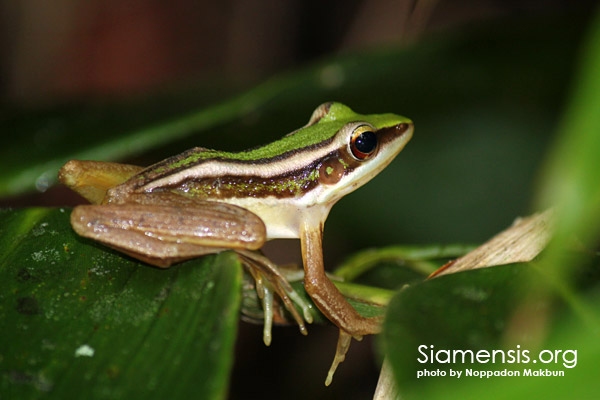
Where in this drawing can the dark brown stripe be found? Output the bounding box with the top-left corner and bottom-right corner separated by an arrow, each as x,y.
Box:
128,135 -> 338,192
163,158 -> 326,199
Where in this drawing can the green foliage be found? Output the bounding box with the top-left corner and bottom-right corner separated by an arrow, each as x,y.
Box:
0,209 -> 242,399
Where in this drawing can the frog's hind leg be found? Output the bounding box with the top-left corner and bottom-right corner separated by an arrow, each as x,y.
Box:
236,250 -> 314,346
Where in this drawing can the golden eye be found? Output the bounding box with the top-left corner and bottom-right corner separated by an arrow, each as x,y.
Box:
350,125 -> 378,160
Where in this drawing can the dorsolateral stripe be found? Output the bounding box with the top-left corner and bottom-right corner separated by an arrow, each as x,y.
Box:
140,137 -> 340,192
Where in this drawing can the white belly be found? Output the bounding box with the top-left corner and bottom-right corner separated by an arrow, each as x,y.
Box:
224,196 -> 332,240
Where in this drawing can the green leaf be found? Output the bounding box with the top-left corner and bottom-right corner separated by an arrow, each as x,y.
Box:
383,264 -> 530,386
382,262 -> 600,400
0,208 -> 242,399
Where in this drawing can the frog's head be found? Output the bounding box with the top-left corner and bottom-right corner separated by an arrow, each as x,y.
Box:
301,102 -> 413,207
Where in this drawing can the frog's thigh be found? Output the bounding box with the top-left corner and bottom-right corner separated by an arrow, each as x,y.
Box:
70,201 -> 266,267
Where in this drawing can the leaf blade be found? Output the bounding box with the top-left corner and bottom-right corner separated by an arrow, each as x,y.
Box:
0,208 -> 242,400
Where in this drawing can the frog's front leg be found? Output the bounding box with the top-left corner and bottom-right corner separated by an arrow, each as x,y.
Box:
300,221 -> 381,385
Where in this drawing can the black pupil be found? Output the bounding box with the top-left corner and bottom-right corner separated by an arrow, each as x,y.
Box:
355,131 -> 377,154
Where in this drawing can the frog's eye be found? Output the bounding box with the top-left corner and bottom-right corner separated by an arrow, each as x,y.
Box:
349,125 -> 378,160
